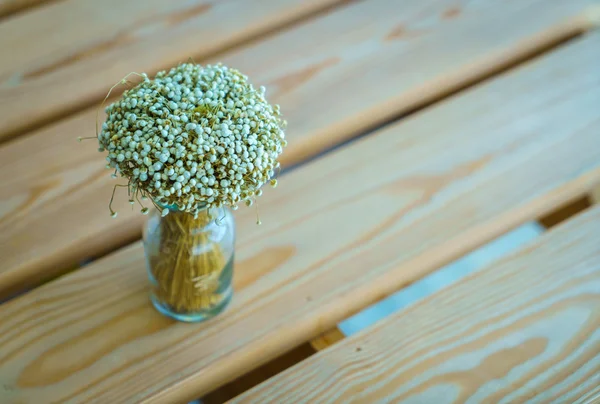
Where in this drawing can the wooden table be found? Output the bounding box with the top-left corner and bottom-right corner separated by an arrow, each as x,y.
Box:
1,0 -> 600,403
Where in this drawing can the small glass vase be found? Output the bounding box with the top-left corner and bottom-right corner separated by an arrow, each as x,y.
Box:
143,205 -> 235,322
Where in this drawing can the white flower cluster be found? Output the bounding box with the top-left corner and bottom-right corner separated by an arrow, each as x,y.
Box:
98,63 -> 286,217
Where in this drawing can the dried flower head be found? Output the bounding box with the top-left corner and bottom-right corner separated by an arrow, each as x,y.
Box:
98,63 -> 286,217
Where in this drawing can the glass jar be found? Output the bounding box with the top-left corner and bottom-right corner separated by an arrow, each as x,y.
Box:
143,205 -> 235,322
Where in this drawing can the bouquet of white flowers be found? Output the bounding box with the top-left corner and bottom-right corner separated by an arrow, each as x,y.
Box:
90,63 -> 286,321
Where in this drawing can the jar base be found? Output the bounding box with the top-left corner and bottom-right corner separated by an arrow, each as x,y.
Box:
150,286 -> 233,323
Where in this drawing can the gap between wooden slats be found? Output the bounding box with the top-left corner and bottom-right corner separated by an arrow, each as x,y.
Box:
232,205 -> 600,403
1,0 -> 599,299
0,31 -> 599,403
308,195 -> 594,352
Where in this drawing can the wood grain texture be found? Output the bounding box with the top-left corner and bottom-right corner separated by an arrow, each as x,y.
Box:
234,206 -> 600,403
0,0 -> 52,18
0,0 -> 213,78
0,0 -> 345,140
1,0 -> 598,298
0,0 -> 597,143
1,32 -> 600,403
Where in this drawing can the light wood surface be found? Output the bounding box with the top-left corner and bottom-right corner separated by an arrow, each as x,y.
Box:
233,205 -> 600,403
591,186 -> 600,203
1,32 -> 600,403
0,0 -> 47,18
0,0 -> 238,80
0,0 -> 344,140
1,0 -> 597,299
313,194 -> 595,353
217,0 -> 598,167
0,0 -> 596,143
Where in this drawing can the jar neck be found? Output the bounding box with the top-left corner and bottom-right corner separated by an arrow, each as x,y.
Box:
155,202 -> 226,222
162,204 -> 209,214
154,199 -> 210,214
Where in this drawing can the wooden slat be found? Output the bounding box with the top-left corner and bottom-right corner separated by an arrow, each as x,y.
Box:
0,0 -> 48,18
1,32 -> 600,404
1,0 -> 597,298
217,0 -> 598,166
0,0 -> 345,141
308,197 -> 595,353
0,0 -> 596,144
0,0 -> 237,79
312,201 -> 593,353
234,206 -> 600,403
